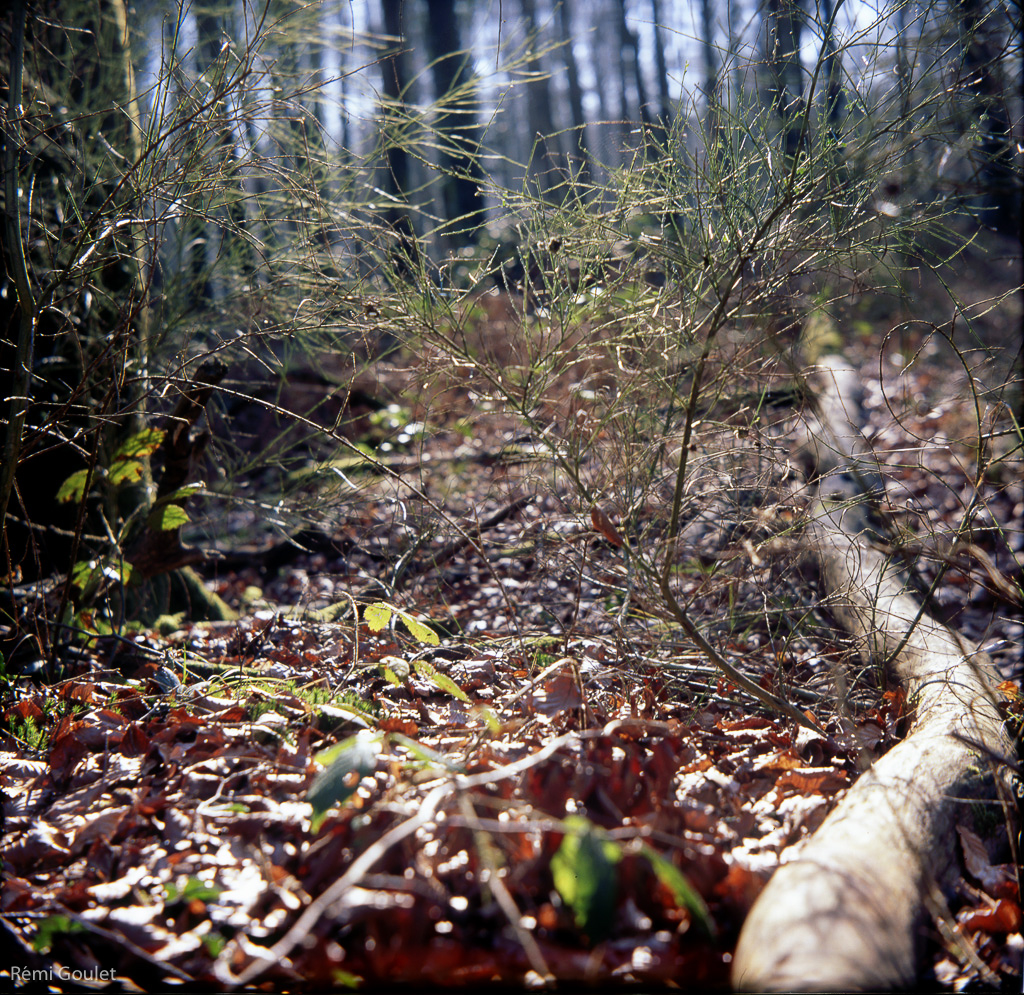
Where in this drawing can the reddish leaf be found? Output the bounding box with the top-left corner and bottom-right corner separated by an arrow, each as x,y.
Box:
959,899 -> 1023,934
590,505 -> 625,547
773,767 -> 849,797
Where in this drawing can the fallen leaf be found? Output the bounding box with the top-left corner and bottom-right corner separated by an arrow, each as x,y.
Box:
591,505 -> 625,547
958,824 -> 1019,895
958,899 -> 1023,934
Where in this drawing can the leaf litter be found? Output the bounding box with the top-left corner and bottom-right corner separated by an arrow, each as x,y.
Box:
1,344 -> 1021,992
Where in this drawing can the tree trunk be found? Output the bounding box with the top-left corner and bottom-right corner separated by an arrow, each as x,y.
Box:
699,0 -> 725,156
616,0 -> 652,127
381,0 -> 412,199
817,0 -> 845,139
555,0 -> 592,185
379,0 -> 419,273
520,0 -> 562,198
763,0 -> 805,160
732,357 -> 1016,991
0,0 -> 35,574
650,0 -> 673,135
893,0 -> 915,202
126,360 -> 227,581
423,0 -> 484,244
953,0 -> 1020,236
181,4 -> 220,301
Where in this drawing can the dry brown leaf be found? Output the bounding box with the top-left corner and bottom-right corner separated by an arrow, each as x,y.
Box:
958,824 -> 1019,896
590,505 -> 625,547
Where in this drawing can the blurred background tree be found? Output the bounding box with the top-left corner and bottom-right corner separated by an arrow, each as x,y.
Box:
1,0 -> 1020,657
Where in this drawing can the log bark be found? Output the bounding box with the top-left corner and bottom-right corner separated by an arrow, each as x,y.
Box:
732,357 -> 1015,991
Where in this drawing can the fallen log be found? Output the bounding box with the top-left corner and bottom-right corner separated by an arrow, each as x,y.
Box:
732,356 -> 1016,991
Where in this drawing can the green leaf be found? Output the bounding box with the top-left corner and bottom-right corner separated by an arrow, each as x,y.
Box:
391,732 -> 463,772
114,428 -> 165,459
32,914 -> 85,953
161,482 -> 204,502
397,610 -> 440,646
308,731 -> 383,831
640,844 -> 715,937
103,560 -> 133,585
551,816 -> 621,940
165,876 -> 222,906
75,611 -> 114,637
71,560 -> 99,591
382,656 -> 409,680
478,706 -> 501,735
109,459 -> 145,486
413,660 -> 469,702
148,504 -> 189,530
73,558 -> 133,593
56,470 -> 90,504
363,603 -> 439,645
203,933 -> 227,958
363,602 -> 393,632
331,969 -> 364,989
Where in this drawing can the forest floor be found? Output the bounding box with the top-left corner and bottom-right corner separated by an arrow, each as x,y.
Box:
2,244 -> 1023,992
